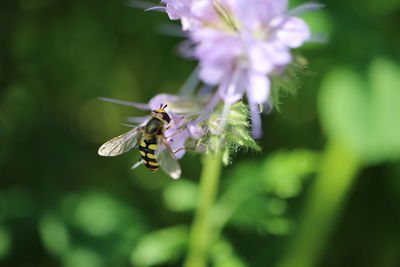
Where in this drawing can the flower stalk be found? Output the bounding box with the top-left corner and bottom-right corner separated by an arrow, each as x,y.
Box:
276,140 -> 360,267
184,151 -> 223,267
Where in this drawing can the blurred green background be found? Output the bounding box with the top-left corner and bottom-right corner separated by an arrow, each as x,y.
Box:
1,0 -> 400,266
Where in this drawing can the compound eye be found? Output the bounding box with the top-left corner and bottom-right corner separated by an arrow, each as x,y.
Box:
162,113 -> 171,123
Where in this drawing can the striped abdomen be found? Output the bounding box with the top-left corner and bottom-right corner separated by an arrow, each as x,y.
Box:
139,138 -> 159,172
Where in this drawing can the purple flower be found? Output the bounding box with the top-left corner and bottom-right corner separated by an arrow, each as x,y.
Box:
99,1 -> 323,177
162,0 -> 192,20
160,0 -> 322,138
161,0 -> 217,30
193,1 -> 320,136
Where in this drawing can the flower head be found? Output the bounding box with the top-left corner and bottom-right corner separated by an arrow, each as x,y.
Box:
159,0 -> 322,137
99,0 -> 323,176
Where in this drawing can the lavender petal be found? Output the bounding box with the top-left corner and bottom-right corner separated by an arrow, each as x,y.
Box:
274,17 -> 311,48
99,97 -> 150,110
126,116 -> 149,124
179,65 -> 200,97
250,103 -> 263,139
287,2 -> 325,17
247,71 -> 271,104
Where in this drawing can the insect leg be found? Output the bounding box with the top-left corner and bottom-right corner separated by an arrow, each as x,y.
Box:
160,137 -> 178,160
173,147 -> 186,154
164,129 -> 183,140
131,159 -> 144,169
161,137 -> 186,156
165,116 -> 185,130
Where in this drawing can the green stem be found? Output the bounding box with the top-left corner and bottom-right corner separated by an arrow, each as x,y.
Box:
276,140 -> 361,267
184,152 -> 223,267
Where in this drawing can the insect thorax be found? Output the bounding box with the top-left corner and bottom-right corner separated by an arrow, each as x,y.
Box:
144,118 -> 164,137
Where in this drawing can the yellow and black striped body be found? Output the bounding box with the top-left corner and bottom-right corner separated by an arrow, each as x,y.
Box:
139,137 -> 159,172
139,117 -> 165,172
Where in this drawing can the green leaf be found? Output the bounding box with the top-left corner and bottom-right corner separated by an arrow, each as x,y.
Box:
210,239 -> 248,267
163,180 -> 198,212
228,194 -> 270,230
261,217 -> 294,236
318,68 -> 368,154
70,192 -> 143,237
38,213 -> 70,256
130,225 -> 188,267
73,193 -> 124,236
62,247 -> 102,267
213,162 -> 264,230
368,58 -> 400,161
215,150 -> 317,233
319,58 -> 400,164
263,150 -> 319,198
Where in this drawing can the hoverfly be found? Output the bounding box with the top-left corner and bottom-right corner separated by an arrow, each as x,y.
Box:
98,104 -> 182,179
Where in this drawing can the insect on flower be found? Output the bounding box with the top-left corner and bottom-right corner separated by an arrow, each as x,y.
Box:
98,104 -> 182,179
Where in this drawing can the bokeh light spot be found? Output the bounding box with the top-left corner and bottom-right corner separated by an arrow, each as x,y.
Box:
38,213 -> 70,256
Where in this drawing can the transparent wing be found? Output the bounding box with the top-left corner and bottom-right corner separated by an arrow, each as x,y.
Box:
98,127 -> 143,157
158,139 -> 181,179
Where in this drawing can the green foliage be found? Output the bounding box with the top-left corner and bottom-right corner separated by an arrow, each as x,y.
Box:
319,58 -> 400,164
34,191 -> 147,267
197,102 -> 261,165
163,180 -> 199,212
214,150 -> 318,234
131,225 -> 188,267
158,150 -> 318,265
270,56 -> 310,110
210,239 -> 248,267
263,150 -> 319,198
39,213 -> 70,256
0,226 -> 11,260
62,247 -> 103,267
72,192 -> 130,236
